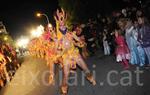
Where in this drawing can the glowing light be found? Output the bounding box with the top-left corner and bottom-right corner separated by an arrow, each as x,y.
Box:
31,25 -> 44,38
4,36 -> 8,41
36,13 -> 41,17
17,37 -> 29,48
48,23 -> 52,28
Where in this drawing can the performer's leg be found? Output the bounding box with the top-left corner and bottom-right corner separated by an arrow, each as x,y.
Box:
76,55 -> 96,85
122,59 -> 129,69
0,72 -> 4,87
0,78 -> 4,87
76,55 -> 90,73
82,46 -> 89,59
61,60 -> 70,95
3,67 -> 10,83
48,62 -> 55,85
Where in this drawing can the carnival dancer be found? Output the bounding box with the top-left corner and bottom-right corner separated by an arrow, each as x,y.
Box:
73,24 -> 89,59
0,52 -> 6,87
42,25 -> 59,85
0,51 -> 10,87
53,8 -> 96,95
28,24 -> 58,84
115,29 -> 130,69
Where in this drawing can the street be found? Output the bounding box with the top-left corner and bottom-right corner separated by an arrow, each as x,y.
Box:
0,52 -> 150,95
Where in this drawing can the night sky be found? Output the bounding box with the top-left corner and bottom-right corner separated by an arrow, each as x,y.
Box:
0,0 -> 58,39
0,0 -> 141,40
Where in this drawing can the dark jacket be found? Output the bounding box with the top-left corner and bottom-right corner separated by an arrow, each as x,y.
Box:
138,25 -> 150,48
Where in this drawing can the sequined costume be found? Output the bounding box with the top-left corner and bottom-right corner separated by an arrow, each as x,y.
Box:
0,52 -> 10,87
54,8 -> 96,95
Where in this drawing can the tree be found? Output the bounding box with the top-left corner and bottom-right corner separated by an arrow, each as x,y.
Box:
58,0 -> 83,28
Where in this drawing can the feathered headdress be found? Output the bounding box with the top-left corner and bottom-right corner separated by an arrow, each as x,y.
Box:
54,8 -> 67,40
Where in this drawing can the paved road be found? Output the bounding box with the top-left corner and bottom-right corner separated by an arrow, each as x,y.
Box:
1,52 -> 150,95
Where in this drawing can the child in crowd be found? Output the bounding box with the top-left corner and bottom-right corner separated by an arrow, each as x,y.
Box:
115,29 -> 130,69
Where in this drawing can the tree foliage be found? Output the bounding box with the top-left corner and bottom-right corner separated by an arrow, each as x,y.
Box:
0,33 -> 15,47
58,0 -> 82,28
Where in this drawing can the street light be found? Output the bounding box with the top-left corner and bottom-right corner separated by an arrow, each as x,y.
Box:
36,13 -> 50,25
